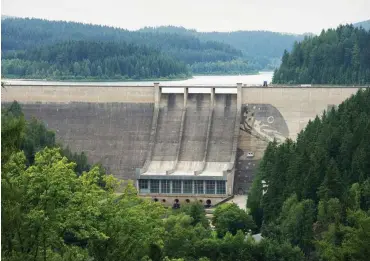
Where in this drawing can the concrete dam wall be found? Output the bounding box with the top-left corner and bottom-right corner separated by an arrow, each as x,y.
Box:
140,89 -> 238,179
2,83 -> 366,200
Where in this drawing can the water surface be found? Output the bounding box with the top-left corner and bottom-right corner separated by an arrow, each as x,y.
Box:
3,72 -> 274,86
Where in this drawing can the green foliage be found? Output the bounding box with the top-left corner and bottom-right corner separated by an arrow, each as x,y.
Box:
354,19 -> 370,31
1,101 -> 96,176
1,101 -> 26,164
140,26 -> 305,71
60,146 -> 91,175
22,117 -> 55,165
1,99 -> 309,261
2,40 -> 190,80
1,147 -> 165,261
249,88 -> 370,259
163,213 -> 210,259
2,148 -> 94,260
273,25 -> 370,84
246,172 -> 264,228
1,18 -> 258,76
316,209 -> 370,261
190,59 -> 255,75
258,238 -> 305,261
88,182 -> 166,261
212,203 -> 256,237
279,195 -> 315,254
180,201 -> 209,228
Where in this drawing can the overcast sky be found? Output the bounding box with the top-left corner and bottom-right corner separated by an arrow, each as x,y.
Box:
1,0 -> 369,34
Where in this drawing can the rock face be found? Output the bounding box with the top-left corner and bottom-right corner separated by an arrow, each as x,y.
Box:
2,84 -> 364,196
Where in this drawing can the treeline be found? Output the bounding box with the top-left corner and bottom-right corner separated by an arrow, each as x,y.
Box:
2,101 -> 95,175
190,59 -> 256,75
1,18 -> 252,76
140,26 -> 305,70
273,25 -> 370,84
2,101 -> 305,261
248,88 -> 370,260
1,41 -> 190,80
354,19 -> 370,31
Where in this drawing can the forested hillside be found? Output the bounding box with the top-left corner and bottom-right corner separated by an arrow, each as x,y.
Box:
1,40 -> 190,80
1,17 -> 254,77
140,26 -> 305,70
354,19 -> 370,31
272,24 -> 370,84
2,101 -> 305,261
248,88 -> 370,260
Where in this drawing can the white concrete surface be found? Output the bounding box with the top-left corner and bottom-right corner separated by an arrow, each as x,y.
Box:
229,195 -> 248,211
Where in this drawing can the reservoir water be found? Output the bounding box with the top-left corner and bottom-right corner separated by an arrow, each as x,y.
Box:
3,72 -> 274,86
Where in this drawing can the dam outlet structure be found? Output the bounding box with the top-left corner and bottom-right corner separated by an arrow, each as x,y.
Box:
2,82 -> 367,205
136,84 -> 242,205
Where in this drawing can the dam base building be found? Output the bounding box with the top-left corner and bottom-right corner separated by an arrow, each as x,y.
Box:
136,84 -> 242,204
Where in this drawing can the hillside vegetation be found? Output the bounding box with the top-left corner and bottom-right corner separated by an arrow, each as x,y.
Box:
2,101 -> 306,261
2,40 -> 190,80
1,17 -> 254,77
272,24 -> 370,84
3,89 -> 369,260
1,17 -> 306,78
140,26 -> 305,70
248,88 -> 370,260
354,19 -> 370,31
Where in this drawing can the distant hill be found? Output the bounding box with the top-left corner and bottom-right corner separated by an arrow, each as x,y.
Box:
1,40 -> 190,80
140,26 -> 305,70
354,19 -> 370,30
2,18 -> 306,75
1,15 -> 15,20
2,18 -> 256,76
272,24 -> 370,84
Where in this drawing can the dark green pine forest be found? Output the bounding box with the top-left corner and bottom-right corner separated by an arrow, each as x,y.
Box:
354,19 -> 370,31
273,24 -> 370,84
248,88 -> 370,260
1,17 -> 304,79
2,40 -> 190,80
140,26 -> 306,71
1,17 -> 245,79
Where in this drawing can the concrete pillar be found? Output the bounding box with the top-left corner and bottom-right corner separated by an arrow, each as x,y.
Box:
192,180 -> 194,194
181,180 -> 184,194
148,180 -> 151,193
170,180 -> 173,194
203,180 -> 206,194
211,87 -> 215,104
184,87 -> 188,107
236,83 -> 242,109
159,180 -> 162,194
154,82 -> 160,107
215,180 -> 217,195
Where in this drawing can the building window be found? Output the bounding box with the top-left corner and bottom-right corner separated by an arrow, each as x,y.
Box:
194,180 -> 204,194
183,180 -> 193,194
172,180 -> 182,194
139,179 -> 150,193
150,180 -> 160,193
216,181 -> 226,195
205,180 -> 215,194
161,180 -> 170,194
